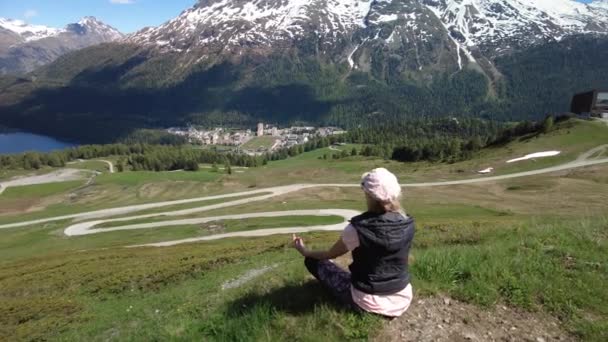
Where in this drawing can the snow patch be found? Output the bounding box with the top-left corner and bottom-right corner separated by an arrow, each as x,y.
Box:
506,151 -> 561,163
347,38 -> 368,69
0,18 -> 62,41
374,14 -> 399,23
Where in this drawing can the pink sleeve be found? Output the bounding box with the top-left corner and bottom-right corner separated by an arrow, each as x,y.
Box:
340,224 -> 360,251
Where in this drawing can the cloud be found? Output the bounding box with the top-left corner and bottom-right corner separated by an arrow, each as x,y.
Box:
24,9 -> 38,18
110,0 -> 136,4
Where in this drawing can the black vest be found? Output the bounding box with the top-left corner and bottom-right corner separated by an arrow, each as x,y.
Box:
348,212 -> 415,295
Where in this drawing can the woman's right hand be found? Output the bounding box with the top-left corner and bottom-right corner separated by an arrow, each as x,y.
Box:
292,234 -> 307,256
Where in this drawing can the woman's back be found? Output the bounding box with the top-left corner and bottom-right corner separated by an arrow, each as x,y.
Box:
348,211 -> 415,295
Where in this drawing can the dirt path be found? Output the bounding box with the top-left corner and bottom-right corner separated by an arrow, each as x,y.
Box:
0,169 -> 90,195
576,144 -> 608,161
122,209 -> 361,247
1,146 -> 607,239
99,160 -> 114,173
65,209 -> 359,237
67,159 -> 114,173
375,297 -> 569,342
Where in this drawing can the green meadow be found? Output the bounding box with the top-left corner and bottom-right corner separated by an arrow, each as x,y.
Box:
0,119 -> 607,341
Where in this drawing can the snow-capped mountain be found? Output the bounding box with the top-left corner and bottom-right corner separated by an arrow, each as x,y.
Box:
129,0 -> 377,49
423,0 -> 608,65
128,0 -> 608,59
0,16 -> 123,74
0,18 -> 62,43
68,17 -> 124,42
2,1 -> 608,144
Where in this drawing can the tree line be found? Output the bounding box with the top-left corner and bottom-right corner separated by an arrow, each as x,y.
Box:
339,117 -> 503,162
0,135 -> 340,172
0,117 -> 560,172
334,116 -> 559,163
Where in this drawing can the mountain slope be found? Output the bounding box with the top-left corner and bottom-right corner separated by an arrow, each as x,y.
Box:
127,0 -> 608,70
0,0 -> 607,143
0,17 -> 123,75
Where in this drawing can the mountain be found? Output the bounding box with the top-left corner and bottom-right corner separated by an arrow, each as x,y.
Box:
126,0 -> 608,72
0,17 -> 123,75
0,0 -> 607,143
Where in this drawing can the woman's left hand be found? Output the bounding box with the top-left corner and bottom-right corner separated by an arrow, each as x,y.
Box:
292,234 -> 309,257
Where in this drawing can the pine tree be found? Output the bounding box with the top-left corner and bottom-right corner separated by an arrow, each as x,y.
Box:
542,115 -> 554,134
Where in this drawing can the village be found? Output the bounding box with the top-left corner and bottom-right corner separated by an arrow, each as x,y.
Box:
167,123 -> 347,153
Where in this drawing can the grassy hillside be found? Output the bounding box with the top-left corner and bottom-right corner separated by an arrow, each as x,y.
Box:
2,35 -> 608,143
1,217 -> 606,340
1,119 -> 607,340
1,119 -> 607,225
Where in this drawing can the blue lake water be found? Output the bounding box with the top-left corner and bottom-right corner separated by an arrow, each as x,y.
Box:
0,133 -> 76,154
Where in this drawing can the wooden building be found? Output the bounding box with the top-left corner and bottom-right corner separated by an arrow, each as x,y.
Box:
571,90 -> 608,118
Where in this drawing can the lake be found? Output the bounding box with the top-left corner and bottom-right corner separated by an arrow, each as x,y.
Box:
0,132 -> 76,154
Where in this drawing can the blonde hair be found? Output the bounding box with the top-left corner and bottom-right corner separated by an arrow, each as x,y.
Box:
365,193 -> 403,214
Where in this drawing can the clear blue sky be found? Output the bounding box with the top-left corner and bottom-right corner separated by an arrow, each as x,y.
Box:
0,0 -> 197,33
0,0 -> 598,34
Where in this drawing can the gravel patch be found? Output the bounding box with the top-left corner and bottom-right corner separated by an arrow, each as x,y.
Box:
375,297 -> 570,342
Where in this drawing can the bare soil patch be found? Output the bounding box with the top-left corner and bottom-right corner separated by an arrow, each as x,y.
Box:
374,297 -> 570,342
0,198 -> 39,215
330,256 -> 571,342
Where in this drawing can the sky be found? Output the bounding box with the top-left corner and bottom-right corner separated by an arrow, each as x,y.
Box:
0,0 -> 197,33
0,0 -> 600,34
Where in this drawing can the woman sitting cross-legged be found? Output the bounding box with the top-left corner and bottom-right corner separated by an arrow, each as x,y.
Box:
292,168 -> 415,318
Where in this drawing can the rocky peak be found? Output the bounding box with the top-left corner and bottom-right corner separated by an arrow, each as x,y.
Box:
67,16 -> 124,40
128,0 -> 608,59
0,17 -> 124,75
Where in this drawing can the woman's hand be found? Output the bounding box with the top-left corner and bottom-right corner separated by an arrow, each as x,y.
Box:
292,234 -> 309,257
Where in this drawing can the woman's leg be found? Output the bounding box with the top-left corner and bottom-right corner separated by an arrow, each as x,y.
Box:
304,257 -> 361,311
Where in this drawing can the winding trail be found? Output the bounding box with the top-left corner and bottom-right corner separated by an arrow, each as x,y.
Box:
100,160 -> 114,174
68,159 -> 114,173
0,169 -> 92,195
103,209 -> 359,248
1,148 -> 608,247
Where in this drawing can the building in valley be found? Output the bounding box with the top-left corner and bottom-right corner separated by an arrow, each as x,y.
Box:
571,90 -> 608,118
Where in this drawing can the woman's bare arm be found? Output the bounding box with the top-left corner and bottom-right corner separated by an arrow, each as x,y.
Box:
293,235 -> 349,260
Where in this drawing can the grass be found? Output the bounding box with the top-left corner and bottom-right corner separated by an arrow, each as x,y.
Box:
0,180 -> 84,199
159,215 -> 345,234
95,170 -> 220,186
241,136 -> 278,150
93,192 -> 273,222
446,119 -> 608,177
1,119 -> 607,340
0,181 -> 86,217
1,218 -> 606,341
236,119 -> 608,186
1,119 -> 606,225
220,215 -> 344,232
1,234 -> 382,341
96,212 -> 343,231
68,160 -> 110,173
0,170 -> 226,225
0,167 -> 54,181
0,215 -> 341,262
411,217 -> 608,341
